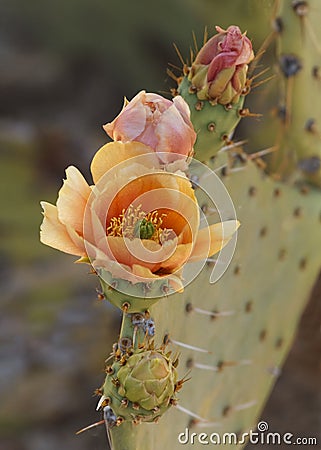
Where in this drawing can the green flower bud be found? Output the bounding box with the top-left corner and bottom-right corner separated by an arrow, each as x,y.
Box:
102,347 -> 180,424
117,350 -> 177,411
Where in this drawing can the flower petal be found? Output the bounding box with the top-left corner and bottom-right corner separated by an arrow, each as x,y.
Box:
56,166 -> 91,234
91,141 -> 160,184
40,202 -> 85,256
132,264 -> 161,279
103,91 -> 147,141
172,95 -> 193,126
144,92 -> 173,110
194,33 -> 222,65
156,103 -> 196,163
106,236 -> 162,272
189,220 -> 240,262
161,243 -> 192,271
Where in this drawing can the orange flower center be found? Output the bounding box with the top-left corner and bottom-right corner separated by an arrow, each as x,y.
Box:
106,204 -> 174,244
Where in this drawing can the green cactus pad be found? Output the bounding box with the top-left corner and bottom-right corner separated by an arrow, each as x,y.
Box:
132,155 -> 321,449
250,0 -> 321,187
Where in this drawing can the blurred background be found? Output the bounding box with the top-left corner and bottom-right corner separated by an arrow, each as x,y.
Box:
0,0 -> 320,449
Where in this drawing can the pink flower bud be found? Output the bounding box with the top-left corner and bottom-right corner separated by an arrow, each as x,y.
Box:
103,91 -> 196,164
190,25 -> 254,104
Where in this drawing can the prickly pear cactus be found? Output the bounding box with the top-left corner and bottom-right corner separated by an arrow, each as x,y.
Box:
39,1 -> 321,449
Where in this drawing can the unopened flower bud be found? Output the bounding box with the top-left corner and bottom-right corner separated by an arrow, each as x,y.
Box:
103,91 -> 196,164
189,25 -> 254,104
117,350 -> 177,410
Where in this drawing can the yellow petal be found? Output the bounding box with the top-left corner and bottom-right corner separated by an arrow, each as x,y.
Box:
161,243 -> 192,271
40,202 -> 85,256
189,220 -> 240,262
106,236 -> 162,272
132,264 -> 161,279
56,166 -> 91,234
91,141 -> 160,184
